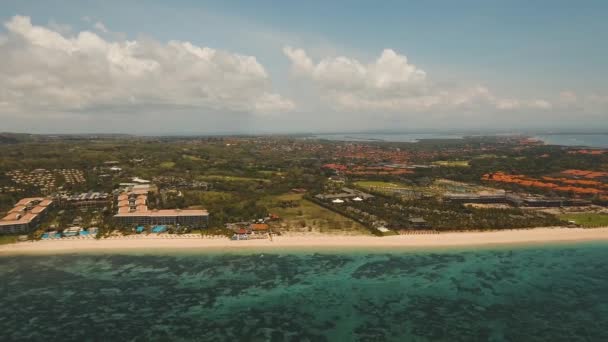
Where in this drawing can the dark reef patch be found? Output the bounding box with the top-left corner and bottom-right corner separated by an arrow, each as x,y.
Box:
2,244 -> 608,341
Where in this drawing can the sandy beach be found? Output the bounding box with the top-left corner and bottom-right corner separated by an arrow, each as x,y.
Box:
2,227 -> 608,254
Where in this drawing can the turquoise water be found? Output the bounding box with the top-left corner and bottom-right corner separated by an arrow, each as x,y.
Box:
2,243 -> 608,341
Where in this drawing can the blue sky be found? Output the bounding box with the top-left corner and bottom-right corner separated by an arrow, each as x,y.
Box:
0,0 -> 606,133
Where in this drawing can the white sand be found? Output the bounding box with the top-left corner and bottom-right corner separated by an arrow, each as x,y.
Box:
2,227 -> 608,254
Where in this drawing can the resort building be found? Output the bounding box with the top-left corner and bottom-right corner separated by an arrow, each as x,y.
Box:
0,197 -> 53,234
58,192 -> 111,208
114,209 -> 208,227
113,188 -> 208,228
444,193 -> 508,204
407,217 -> 430,229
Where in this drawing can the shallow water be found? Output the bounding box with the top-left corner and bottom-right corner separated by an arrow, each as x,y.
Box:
534,134 -> 608,148
2,243 -> 608,341
312,132 -> 464,142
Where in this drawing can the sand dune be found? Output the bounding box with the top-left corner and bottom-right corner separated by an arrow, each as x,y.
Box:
2,227 -> 608,254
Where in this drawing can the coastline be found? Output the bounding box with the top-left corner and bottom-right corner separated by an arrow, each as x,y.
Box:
2,227 -> 608,254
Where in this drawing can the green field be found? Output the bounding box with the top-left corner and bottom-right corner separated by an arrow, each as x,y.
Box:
355,179 -> 498,199
257,170 -> 278,177
263,193 -> 368,235
160,161 -> 176,169
473,154 -> 500,159
0,235 -> 18,245
432,160 -> 470,167
182,154 -> 203,161
198,175 -> 270,183
559,213 -> 608,228
354,180 -> 409,188
354,180 -> 432,198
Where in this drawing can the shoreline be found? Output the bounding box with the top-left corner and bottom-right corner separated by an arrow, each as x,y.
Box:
2,227 -> 608,254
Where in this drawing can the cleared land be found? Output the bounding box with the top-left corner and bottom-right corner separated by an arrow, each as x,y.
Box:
559,213 -> 608,228
263,193 -> 369,235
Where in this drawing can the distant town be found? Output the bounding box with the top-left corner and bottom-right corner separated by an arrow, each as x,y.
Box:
1,132 -> 607,244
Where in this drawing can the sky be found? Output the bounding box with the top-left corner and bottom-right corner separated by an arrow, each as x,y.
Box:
0,0 -> 607,134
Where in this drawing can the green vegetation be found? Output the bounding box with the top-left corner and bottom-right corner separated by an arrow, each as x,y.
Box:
354,180 -> 408,188
262,193 -> 368,235
559,213 -> 608,228
182,154 -> 203,161
432,160 -> 470,167
354,179 -> 497,200
0,134 -> 606,236
0,235 -> 18,245
191,227 -> 233,237
197,175 -> 270,183
319,194 -> 561,231
160,161 -> 176,169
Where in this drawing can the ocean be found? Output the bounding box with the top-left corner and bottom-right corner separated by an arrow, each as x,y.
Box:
533,134 -> 608,148
312,133 -> 464,142
2,243 -> 608,341
312,132 -> 608,148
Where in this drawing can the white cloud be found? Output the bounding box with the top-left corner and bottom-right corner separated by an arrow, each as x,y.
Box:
0,15 -> 293,117
559,90 -> 578,103
253,92 -> 296,115
283,46 -> 551,113
283,46 -> 426,91
529,99 -> 552,109
93,21 -> 108,33
586,94 -> 608,106
556,90 -> 608,114
495,98 -> 520,110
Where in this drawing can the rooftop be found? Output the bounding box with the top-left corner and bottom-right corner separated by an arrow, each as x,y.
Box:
114,209 -> 208,217
1,197 -> 52,226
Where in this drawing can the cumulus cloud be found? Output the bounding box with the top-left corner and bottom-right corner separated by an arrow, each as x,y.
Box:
283,46 -> 551,113
284,46 -> 426,90
529,99 -> 552,109
93,21 -> 108,33
555,91 -> 608,117
559,91 -> 578,103
0,15 -> 293,117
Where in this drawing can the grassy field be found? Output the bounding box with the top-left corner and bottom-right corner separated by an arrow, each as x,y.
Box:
432,160 -> 470,167
559,213 -> 608,228
473,154 -> 501,159
182,154 -> 203,161
198,175 -> 270,183
0,235 -> 18,245
257,170 -> 279,177
263,193 -> 369,235
160,161 -> 176,169
354,180 -> 409,188
190,191 -> 235,202
354,180 -> 431,199
355,179 -> 497,199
